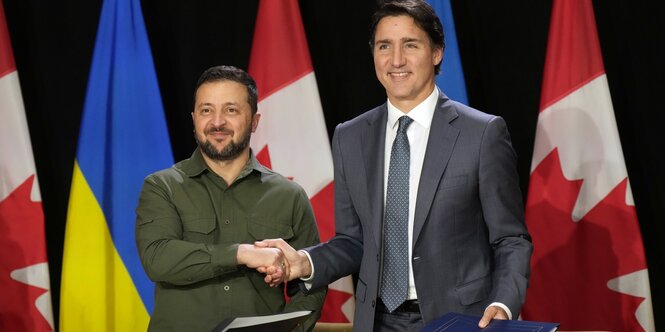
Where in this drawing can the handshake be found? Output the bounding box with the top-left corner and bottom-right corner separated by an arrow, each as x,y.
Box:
236,239 -> 312,287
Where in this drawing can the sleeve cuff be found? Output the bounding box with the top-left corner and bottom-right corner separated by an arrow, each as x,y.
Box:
486,302 -> 512,320
208,243 -> 239,275
298,250 -> 315,290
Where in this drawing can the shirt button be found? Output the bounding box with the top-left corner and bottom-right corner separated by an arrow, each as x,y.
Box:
224,219 -> 230,225
224,285 -> 230,291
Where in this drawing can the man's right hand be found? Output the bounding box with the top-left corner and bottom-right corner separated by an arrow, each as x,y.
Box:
236,244 -> 288,286
254,238 -> 312,286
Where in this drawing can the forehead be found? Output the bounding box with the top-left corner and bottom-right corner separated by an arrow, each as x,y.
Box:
375,15 -> 428,42
195,80 -> 248,104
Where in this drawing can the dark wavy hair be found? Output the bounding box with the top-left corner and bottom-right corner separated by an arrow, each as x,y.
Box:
194,65 -> 258,114
369,0 -> 445,74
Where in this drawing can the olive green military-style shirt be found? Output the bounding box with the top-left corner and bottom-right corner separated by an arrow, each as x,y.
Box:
136,149 -> 326,331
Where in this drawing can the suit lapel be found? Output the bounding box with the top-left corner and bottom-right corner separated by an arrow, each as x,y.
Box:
362,106 -> 387,251
413,95 -> 460,244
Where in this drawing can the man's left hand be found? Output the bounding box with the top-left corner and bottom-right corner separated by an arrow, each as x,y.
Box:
478,305 -> 508,328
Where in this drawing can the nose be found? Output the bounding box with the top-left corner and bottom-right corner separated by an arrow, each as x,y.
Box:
391,46 -> 405,67
211,110 -> 227,126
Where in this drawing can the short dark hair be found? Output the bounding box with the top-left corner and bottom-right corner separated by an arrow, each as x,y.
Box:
369,0 -> 445,74
194,65 -> 258,114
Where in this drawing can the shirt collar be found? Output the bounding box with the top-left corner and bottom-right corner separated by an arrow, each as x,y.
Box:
386,87 -> 439,130
182,147 -> 271,178
238,150 -> 273,179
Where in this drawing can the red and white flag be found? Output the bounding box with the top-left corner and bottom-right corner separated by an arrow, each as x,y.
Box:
0,2 -> 54,330
521,1 -> 654,331
249,0 -> 354,323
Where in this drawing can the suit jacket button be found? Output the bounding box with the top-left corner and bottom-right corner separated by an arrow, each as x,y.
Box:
372,300 -> 375,307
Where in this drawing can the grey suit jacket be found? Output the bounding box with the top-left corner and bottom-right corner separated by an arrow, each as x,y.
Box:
306,92 -> 533,331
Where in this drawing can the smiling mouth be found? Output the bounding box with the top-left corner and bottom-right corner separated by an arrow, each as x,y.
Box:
205,129 -> 232,142
389,71 -> 410,79
206,126 -> 232,134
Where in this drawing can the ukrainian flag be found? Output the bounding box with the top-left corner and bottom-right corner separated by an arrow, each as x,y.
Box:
60,0 -> 173,330
428,0 -> 469,104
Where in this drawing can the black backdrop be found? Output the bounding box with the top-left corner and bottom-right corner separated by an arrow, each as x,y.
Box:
3,0 -> 664,328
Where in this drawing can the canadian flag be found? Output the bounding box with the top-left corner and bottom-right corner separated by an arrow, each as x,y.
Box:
0,2 -> 54,330
521,0 -> 654,331
248,0 -> 354,323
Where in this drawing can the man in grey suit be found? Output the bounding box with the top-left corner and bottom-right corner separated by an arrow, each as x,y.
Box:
257,1 -> 533,330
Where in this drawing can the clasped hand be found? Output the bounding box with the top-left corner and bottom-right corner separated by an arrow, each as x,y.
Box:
236,243 -> 288,286
237,239 -> 306,287
250,238 -> 309,287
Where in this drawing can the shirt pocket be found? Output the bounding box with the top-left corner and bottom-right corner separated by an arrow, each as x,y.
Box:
181,215 -> 217,243
247,219 -> 294,242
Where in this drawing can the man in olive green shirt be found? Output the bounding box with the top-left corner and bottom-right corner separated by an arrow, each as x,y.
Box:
136,65 -> 325,331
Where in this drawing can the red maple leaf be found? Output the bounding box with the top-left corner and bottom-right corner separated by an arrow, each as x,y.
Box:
0,175 -> 52,331
310,181 -> 335,242
310,182 -> 355,323
256,145 -> 273,170
521,149 -> 647,331
257,145 -> 335,241
318,288 -> 353,323
257,145 -> 294,180
257,145 -> 351,322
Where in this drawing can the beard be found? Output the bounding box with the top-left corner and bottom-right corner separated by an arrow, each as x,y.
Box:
195,125 -> 251,161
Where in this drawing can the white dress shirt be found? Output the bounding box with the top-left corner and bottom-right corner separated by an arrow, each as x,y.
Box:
384,87 -> 438,300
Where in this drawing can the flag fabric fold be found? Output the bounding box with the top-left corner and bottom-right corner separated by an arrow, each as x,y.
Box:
59,0 -> 173,330
428,0 -> 468,104
521,1 -> 654,331
0,1 -> 54,330
248,0 -> 354,323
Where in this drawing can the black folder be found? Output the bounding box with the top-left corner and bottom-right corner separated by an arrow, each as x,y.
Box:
211,310 -> 312,332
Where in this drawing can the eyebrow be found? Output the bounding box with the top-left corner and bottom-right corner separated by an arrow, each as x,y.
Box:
402,37 -> 421,43
375,37 -> 422,45
197,101 -> 240,109
196,102 -> 215,109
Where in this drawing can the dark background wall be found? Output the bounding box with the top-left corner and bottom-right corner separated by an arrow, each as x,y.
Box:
3,0 -> 664,328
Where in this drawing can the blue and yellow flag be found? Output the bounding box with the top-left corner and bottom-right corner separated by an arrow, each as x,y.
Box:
428,0 -> 468,104
60,0 -> 173,330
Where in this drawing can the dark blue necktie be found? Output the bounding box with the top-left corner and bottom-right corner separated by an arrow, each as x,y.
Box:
380,115 -> 413,312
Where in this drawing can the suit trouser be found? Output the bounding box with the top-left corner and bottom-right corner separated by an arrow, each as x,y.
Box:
373,298 -> 424,332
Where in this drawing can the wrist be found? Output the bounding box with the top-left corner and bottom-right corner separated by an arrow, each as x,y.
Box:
236,244 -> 251,265
295,250 -> 313,279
